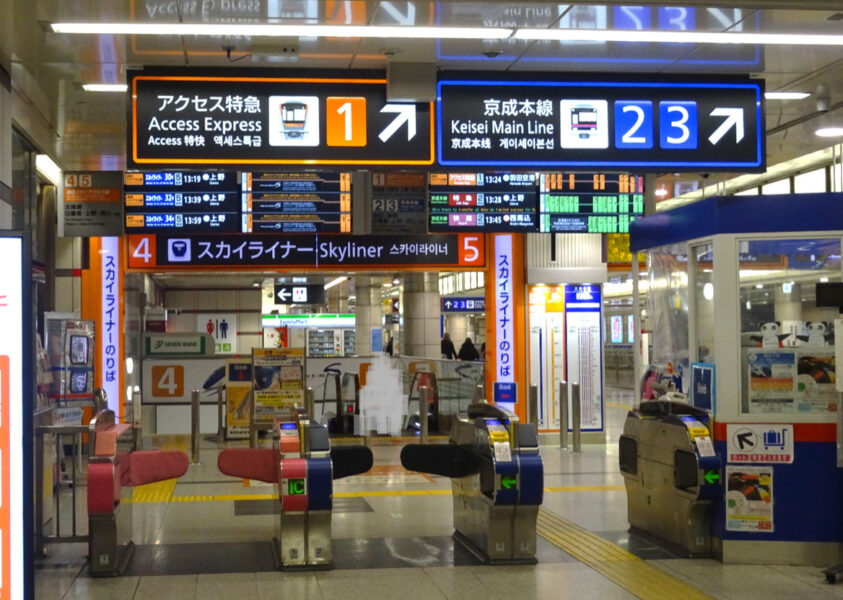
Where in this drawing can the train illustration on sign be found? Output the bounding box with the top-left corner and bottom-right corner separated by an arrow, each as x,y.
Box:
570,104 -> 599,139
280,102 -> 308,139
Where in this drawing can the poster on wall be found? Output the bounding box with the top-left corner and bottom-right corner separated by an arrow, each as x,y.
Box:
610,315 -> 623,344
796,350 -> 837,413
747,349 -> 796,413
252,348 -> 305,424
565,285 -> 603,432
197,313 -> 238,354
627,314 -> 635,344
726,466 -> 774,532
225,359 -> 252,439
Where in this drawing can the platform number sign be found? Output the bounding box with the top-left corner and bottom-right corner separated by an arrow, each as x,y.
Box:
151,365 -> 184,398
438,78 -> 764,171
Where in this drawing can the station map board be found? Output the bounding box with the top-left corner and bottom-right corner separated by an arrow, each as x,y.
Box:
124,170 -> 352,234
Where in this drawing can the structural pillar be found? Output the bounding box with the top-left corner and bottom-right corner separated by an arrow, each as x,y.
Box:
354,276 -> 382,355
402,272 -> 440,358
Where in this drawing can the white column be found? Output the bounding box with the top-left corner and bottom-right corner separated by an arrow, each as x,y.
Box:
354,276 -> 382,355
403,272 -> 440,358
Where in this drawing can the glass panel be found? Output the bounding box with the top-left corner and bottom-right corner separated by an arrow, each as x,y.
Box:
735,187 -> 759,196
761,179 -> 791,195
647,243 -> 690,389
794,168 -> 827,194
738,238 -> 841,414
692,243 -> 715,364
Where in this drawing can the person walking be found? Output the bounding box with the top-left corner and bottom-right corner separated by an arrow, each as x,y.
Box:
441,333 -> 456,359
457,337 -> 480,361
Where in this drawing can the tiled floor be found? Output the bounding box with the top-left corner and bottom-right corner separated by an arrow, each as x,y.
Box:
34,386 -> 843,599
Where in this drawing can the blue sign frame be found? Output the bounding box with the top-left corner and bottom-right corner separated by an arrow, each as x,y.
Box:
691,362 -> 716,412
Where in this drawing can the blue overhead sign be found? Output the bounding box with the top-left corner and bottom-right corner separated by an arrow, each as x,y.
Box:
442,297 -> 485,312
437,78 -> 764,172
564,284 -> 602,312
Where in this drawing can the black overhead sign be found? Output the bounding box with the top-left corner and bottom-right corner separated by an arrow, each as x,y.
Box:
126,233 -> 486,270
274,284 -> 326,305
128,71 -> 433,167
437,78 -> 764,172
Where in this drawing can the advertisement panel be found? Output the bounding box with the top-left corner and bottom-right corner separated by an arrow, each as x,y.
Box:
252,348 -> 306,424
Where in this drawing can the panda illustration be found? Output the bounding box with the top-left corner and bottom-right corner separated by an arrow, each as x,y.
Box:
796,321 -> 832,346
750,321 -> 790,348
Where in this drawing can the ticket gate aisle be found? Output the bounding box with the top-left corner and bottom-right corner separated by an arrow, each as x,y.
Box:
218,411 -> 373,570
87,410 -> 190,576
401,403 -> 543,564
618,400 -> 722,557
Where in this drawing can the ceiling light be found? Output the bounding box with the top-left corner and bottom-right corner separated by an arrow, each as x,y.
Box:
324,276 -> 347,290
816,127 -> 843,137
82,83 -> 127,92
703,283 -> 714,301
755,284 -> 764,289
512,28 -> 843,46
35,154 -> 61,186
655,188 -> 668,197
383,282 -> 393,288
820,277 -> 829,283
51,22 -> 512,40
392,276 -> 400,285
765,92 -> 810,100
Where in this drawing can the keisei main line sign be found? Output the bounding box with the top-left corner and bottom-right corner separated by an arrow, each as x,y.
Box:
128,69 -> 434,167
437,77 -> 765,172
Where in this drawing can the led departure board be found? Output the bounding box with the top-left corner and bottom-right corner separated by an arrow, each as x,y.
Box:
428,172 -> 538,233
124,171 -> 241,233
241,172 -> 351,233
539,173 -> 644,233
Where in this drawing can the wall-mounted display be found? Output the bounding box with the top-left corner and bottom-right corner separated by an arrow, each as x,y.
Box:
539,173 -> 643,233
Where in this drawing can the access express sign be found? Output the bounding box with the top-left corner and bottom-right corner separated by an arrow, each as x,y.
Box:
438,79 -> 764,172
129,72 -> 433,166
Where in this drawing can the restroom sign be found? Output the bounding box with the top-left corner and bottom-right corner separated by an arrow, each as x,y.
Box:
726,424 -> 793,463
128,70 -> 434,166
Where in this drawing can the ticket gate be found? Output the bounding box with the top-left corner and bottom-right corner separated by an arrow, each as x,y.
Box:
619,400 -> 722,557
218,412 -> 373,570
401,403 -> 543,564
87,409 -> 189,576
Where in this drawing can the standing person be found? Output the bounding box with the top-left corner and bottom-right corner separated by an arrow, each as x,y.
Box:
441,332 -> 456,359
385,335 -> 394,356
457,337 -> 480,361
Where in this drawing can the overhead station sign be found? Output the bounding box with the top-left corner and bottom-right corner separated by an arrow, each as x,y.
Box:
126,233 -> 485,270
437,78 -> 764,171
128,71 -> 434,166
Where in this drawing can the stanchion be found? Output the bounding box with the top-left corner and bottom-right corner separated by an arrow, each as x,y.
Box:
528,385 -> 538,426
217,385 -> 225,443
559,381 -> 568,450
419,385 -> 429,445
191,389 -> 201,463
571,383 -> 582,453
473,383 -> 485,403
305,387 -> 315,418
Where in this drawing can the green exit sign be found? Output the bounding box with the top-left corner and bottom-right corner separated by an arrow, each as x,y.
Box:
287,478 -> 305,495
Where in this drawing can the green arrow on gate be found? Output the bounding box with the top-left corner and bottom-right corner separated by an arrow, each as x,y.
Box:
704,470 -> 720,485
501,475 -> 517,490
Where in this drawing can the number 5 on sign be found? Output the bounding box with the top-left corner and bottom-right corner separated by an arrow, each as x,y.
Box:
458,234 -> 485,266
326,97 -> 367,146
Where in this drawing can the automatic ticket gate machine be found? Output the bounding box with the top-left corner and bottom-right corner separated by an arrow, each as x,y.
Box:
218,411 -> 373,570
619,400 -> 722,557
401,403 -> 544,564
87,409 -> 189,576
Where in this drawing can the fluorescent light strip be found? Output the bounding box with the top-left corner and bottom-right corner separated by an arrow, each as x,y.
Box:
513,28 -> 843,46
51,22 -> 513,39
765,92 -> 810,100
324,276 -> 347,290
816,127 -> 843,137
82,83 -> 128,92
35,154 -> 61,186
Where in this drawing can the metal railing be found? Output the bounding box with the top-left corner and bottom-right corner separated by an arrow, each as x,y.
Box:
34,424 -> 90,555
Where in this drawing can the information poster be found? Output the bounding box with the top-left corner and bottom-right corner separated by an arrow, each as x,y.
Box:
225,359 -> 252,439
726,466 -> 774,532
747,350 -> 796,413
565,285 -> 603,431
62,171 -> 123,237
252,348 -> 305,424
796,350 -> 837,413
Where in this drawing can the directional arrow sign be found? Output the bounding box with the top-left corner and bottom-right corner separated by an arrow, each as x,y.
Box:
379,104 -> 417,143
277,287 -> 291,302
736,431 -> 755,450
704,470 -> 720,485
708,107 -> 745,145
501,475 -> 517,490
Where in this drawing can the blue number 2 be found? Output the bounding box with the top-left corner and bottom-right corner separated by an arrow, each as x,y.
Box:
615,101 -> 653,149
659,101 -> 698,149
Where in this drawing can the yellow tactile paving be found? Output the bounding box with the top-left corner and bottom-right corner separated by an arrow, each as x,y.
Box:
605,401 -> 635,410
544,485 -> 625,492
131,478 -> 178,503
536,508 -> 713,600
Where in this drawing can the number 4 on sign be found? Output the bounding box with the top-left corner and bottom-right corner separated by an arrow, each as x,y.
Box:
128,235 -> 157,268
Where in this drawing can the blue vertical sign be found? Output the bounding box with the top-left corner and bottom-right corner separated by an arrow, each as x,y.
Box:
100,236 -> 120,413
495,235 -> 515,410
691,362 -> 715,412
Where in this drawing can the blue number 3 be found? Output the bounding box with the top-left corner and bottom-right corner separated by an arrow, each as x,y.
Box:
659,101 -> 698,149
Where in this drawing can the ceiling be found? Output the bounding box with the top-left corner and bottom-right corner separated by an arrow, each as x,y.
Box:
3,1 -> 843,178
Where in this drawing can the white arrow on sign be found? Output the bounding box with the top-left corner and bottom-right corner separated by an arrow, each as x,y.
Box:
708,107 -> 744,145
277,288 -> 291,302
379,105 -> 417,143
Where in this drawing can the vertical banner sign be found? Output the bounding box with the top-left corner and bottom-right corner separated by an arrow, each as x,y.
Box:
100,237 -> 120,413
0,237 -> 23,599
495,235 -> 515,408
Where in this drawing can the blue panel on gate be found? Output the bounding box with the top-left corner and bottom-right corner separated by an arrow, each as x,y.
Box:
306,458 -> 333,511
517,454 -> 544,506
